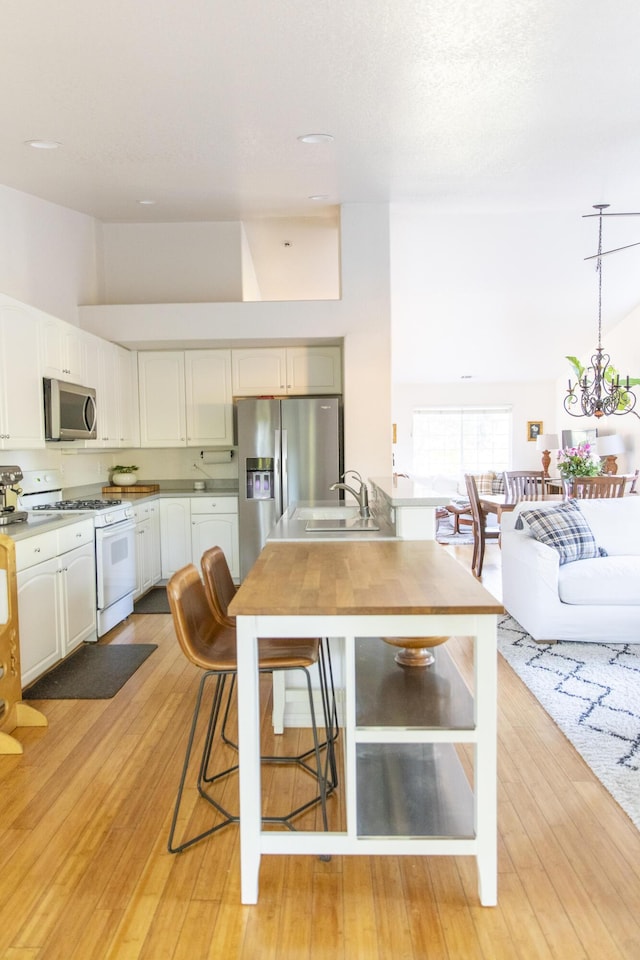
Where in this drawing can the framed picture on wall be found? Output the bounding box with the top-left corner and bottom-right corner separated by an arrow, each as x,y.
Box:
527,421 -> 543,442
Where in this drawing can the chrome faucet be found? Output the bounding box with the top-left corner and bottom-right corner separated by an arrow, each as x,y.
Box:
330,470 -> 371,518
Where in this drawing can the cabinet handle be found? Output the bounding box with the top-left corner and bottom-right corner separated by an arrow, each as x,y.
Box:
34,547 -> 41,553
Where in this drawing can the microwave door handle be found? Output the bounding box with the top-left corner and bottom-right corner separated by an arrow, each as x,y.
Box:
84,394 -> 97,432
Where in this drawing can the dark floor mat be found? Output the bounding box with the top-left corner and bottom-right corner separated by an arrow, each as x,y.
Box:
133,587 -> 170,614
23,644 -> 157,700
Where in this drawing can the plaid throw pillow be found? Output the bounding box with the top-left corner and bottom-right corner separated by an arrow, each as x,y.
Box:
491,476 -> 505,494
516,501 -> 607,565
474,472 -> 495,495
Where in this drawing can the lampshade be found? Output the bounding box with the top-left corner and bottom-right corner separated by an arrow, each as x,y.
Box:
596,435 -> 625,456
535,433 -> 559,451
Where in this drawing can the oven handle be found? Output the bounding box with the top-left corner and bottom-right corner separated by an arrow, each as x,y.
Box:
95,519 -> 136,538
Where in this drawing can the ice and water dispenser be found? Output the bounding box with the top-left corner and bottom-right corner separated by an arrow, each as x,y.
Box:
245,458 -> 274,500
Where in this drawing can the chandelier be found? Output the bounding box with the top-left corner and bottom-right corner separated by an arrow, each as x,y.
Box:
564,203 -> 639,419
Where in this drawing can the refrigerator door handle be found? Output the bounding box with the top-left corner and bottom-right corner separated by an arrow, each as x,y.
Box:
274,429 -> 283,517
281,428 -> 288,513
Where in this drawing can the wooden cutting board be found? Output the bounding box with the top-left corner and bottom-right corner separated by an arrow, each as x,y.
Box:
102,484 -> 160,494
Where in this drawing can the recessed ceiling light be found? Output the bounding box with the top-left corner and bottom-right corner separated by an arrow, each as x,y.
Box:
25,139 -> 61,149
138,199 -> 157,205
308,195 -> 329,201
460,375 -> 473,379
298,133 -> 334,144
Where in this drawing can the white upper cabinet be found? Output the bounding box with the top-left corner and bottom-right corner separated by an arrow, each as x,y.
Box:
139,351 -> 186,447
40,314 -> 86,384
0,304 -> 45,449
84,337 -> 139,449
116,345 -> 140,447
232,346 -> 342,396
185,350 -> 233,446
139,349 -> 232,447
232,348 -> 287,395
286,346 -> 342,394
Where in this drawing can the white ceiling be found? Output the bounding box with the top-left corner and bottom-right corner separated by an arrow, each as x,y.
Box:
3,1 -> 640,383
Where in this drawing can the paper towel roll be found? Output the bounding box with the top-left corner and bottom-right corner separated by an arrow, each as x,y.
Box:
200,449 -> 234,464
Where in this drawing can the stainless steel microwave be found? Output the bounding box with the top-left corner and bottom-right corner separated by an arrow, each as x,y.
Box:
43,377 -> 98,441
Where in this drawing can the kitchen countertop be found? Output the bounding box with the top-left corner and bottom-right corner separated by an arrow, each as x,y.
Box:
267,500 -> 397,542
0,513 -> 96,542
369,476 -> 454,508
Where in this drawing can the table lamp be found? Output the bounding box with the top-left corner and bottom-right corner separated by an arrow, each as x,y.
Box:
535,433 -> 559,477
596,434 -> 625,474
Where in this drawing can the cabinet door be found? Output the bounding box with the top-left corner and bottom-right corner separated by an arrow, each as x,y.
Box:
159,499 -> 192,578
117,346 -> 140,447
0,305 -> 45,449
286,346 -> 342,394
60,542 -> 97,654
41,315 -> 86,383
83,335 -> 118,447
185,350 -> 233,446
231,348 -> 287,396
134,518 -> 153,599
17,557 -> 63,687
148,501 -> 162,584
191,514 -> 239,580
139,352 -> 187,447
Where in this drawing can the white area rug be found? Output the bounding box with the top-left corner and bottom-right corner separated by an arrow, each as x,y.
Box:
436,515 -> 475,544
497,614 -> 640,829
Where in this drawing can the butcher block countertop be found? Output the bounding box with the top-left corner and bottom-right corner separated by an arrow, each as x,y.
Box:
228,540 -> 504,618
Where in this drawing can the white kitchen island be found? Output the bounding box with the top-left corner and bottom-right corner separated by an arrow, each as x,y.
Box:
228,539 -> 502,907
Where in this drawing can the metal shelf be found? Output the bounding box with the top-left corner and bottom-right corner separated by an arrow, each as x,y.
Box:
356,743 -> 474,838
355,638 -> 474,731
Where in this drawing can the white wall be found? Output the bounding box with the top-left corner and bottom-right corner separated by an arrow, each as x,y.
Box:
100,221 -> 245,303
242,217 -> 340,301
0,183 -> 101,324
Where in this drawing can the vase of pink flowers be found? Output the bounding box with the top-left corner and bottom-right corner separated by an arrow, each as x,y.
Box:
556,442 -> 603,487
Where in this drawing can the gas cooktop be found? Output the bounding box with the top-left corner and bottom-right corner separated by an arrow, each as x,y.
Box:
32,499 -> 123,511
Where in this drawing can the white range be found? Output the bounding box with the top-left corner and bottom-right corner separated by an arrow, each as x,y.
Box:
18,470 -> 136,637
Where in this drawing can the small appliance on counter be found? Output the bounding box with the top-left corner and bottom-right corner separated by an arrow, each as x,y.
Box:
0,466 -> 27,525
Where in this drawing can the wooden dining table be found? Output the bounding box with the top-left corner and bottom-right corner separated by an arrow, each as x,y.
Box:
478,493 -> 565,521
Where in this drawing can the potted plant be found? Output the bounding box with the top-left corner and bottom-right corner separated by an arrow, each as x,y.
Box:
111,465 -> 139,486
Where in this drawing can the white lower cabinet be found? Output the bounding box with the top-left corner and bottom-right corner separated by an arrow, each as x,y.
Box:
159,499 -> 192,579
16,520 -> 97,688
159,495 -> 239,581
134,501 -> 162,598
191,497 -> 239,580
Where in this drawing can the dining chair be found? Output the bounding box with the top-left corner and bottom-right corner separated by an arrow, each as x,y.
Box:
200,545 -> 339,789
166,563 -> 333,854
565,475 -> 626,499
464,474 -> 501,578
629,469 -> 639,494
502,470 -> 546,500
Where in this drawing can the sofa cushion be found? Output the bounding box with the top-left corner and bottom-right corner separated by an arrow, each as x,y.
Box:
576,496 -> 640,556
473,472 -> 495,495
516,501 -> 606,565
559,556 -> 640,604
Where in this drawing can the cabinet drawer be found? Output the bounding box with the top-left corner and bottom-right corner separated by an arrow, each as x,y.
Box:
57,519 -> 94,555
15,530 -> 59,570
190,497 -> 238,515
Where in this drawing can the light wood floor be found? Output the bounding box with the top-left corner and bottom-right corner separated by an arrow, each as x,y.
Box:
2,542 -> 640,959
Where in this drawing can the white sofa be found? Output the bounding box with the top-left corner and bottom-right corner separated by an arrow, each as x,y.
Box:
501,496 -> 640,643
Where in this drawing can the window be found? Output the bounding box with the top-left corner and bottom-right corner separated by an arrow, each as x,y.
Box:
412,406 -> 512,478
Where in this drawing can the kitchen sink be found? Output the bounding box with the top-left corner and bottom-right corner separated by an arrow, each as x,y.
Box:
305,517 -> 380,532
293,505 -> 360,520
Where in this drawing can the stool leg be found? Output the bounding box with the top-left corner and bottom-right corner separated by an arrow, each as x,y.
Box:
168,672 -> 238,854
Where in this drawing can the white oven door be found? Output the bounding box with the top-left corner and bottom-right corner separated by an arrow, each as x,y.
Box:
95,520 -> 136,611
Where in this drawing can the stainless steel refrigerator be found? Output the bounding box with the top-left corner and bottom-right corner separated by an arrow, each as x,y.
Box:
236,396 -> 343,579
